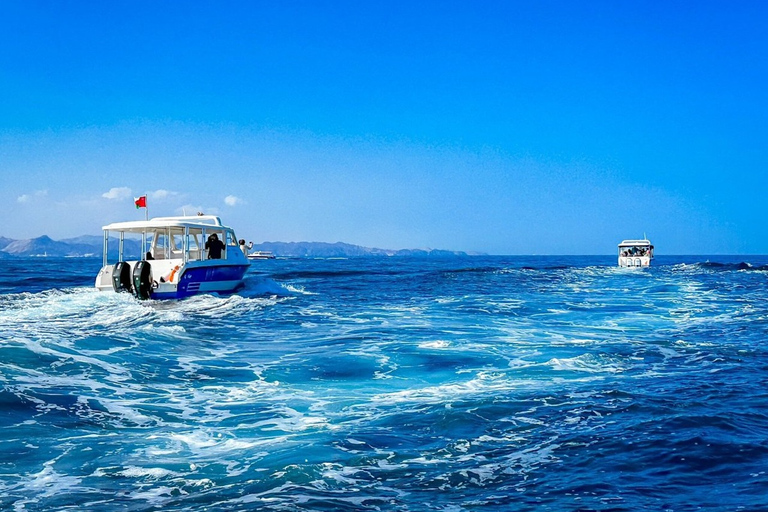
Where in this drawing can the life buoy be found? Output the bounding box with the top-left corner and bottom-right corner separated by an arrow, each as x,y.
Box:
160,265 -> 181,283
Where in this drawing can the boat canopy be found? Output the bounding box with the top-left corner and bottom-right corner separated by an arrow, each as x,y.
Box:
618,239 -> 653,248
100,215 -> 242,266
102,215 -> 227,233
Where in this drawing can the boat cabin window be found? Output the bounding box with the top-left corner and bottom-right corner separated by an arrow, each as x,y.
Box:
619,245 -> 651,257
149,229 -> 186,260
198,230 -> 238,260
107,232 -> 144,261
202,231 -> 226,260
187,232 -> 203,260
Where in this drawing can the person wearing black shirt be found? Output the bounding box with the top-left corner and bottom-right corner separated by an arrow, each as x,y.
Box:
205,233 -> 226,259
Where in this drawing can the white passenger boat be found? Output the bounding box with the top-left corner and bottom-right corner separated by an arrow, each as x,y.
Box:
95,215 -> 250,300
618,239 -> 654,268
247,250 -> 276,260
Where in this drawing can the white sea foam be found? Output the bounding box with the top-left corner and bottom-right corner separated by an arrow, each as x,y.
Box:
418,340 -> 451,349
10,457 -> 84,511
248,405 -> 330,432
281,283 -> 317,295
547,354 -> 625,374
145,429 -> 292,460
118,466 -> 176,479
126,485 -> 176,505
369,372 -> 535,405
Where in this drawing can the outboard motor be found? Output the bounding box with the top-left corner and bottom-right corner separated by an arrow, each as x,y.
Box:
132,260 -> 153,300
111,261 -> 133,293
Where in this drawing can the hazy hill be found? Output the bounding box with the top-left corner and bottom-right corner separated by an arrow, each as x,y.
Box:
0,235 -> 474,258
1,235 -> 93,257
252,241 -> 470,258
61,235 -> 107,246
0,236 -> 141,258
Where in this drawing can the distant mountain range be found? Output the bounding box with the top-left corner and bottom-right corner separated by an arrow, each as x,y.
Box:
0,235 -> 478,258
252,241 -> 477,258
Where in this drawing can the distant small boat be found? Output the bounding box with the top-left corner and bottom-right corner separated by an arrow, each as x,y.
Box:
618,239 -> 654,267
247,251 -> 276,260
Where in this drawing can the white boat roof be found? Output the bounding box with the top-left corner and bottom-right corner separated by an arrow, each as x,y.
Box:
102,215 -> 233,232
618,239 -> 652,247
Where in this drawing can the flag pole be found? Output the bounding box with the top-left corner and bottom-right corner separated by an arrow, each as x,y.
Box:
144,194 -> 148,259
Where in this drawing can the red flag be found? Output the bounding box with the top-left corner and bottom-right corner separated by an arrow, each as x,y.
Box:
134,196 -> 147,209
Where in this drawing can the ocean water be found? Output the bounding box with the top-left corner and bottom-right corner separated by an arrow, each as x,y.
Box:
1,255 -> 767,511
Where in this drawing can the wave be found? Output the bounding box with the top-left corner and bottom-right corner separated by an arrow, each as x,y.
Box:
697,261 -> 768,271
243,277 -> 309,296
664,261 -> 768,274
439,265 -> 572,277
439,266 -> 504,275
269,269 -> 394,280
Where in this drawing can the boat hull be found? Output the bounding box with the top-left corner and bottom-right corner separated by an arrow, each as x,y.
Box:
152,264 -> 250,299
96,261 -> 250,300
618,256 -> 652,268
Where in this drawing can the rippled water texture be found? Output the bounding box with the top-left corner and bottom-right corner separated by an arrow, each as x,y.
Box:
1,255 -> 767,511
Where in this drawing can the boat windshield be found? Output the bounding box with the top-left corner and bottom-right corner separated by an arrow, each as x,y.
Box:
619,245 -> 652,257
150,228 -> 187,260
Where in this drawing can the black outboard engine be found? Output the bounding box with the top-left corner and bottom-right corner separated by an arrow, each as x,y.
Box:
111,261 -> 133,293
132,260 -> 153,300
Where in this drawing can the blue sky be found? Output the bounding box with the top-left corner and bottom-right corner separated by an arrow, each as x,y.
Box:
1,0 -> 766,254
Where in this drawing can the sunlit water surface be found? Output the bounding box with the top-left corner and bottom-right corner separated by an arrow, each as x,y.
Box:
1,255 -> 767,511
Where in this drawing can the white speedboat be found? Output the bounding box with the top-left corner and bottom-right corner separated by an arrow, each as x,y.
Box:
247,251 -> 276,260
95,215 -> 250,300
618,239 -> 654,267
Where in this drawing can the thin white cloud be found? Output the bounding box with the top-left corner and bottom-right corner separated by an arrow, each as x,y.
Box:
102,187 -> 132,200
224,195 -> 242,206
150,189 -> 178,201
176,204 -> 219,216
17,190 -> 48,203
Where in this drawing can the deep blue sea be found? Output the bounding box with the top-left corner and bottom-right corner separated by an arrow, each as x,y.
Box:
1,255 -> 767,511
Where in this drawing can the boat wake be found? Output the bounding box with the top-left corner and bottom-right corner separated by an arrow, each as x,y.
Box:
2,256 -> 768,511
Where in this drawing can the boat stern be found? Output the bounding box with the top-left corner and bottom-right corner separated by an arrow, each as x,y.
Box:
95,263 -> 116,291
618,255 -> 652,268
618,239 -> 654,268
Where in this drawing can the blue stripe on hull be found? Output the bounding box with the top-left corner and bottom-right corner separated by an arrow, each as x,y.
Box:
150,265 -> 249,300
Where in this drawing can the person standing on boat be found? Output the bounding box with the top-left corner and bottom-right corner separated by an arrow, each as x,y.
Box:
239,239 -> 253,256
205,233 -> 226,259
